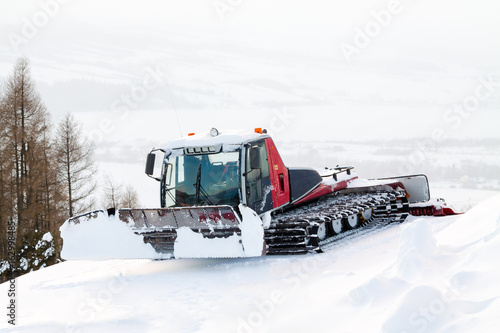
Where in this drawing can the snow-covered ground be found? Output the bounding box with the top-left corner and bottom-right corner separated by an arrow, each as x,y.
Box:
2,194 -> 500,333
1,1 -> 499,331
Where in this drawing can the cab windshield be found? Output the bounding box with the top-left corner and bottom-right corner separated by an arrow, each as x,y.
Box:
162,150 -> 241,207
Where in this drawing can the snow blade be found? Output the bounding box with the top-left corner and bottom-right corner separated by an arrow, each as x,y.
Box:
120,206 -> 242,255
60,205 -> 266,260
373,174 -> 430,203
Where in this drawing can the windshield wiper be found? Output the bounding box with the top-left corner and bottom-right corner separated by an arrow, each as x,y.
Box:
194,164 -> 214,206
165,185 -> 182,207
161,164 -> 182,207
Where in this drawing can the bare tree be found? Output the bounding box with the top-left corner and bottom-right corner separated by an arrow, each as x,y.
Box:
1,57 -> 53,237
103,175 -> 122,209
55,113 -> 97,217
0,57 -> 64,278
120,185 -> 141,208
0,85 -> 12,259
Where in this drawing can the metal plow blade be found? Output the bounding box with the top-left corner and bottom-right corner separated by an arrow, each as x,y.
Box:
60,205 -> 266,260
119,206 -> 246,257
375,174 -> 430,203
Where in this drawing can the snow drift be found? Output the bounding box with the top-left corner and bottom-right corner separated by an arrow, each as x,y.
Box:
2,195 -> 500,333
59,214 -> 168,260
172,204 -> 265,258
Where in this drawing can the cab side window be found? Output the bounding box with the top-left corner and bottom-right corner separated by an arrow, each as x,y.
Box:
245,141 -> 270,207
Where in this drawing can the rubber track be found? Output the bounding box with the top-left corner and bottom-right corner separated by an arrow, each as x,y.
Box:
264,191 -> 409,255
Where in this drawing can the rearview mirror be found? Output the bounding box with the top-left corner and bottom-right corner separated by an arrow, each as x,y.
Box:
145,153 -> 156,176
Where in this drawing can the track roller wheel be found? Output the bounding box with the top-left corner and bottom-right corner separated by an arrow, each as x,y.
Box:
344,213 -> 360,230
331,218 -> 343,235
361,208 -> 373,221
317,222 -> 328,241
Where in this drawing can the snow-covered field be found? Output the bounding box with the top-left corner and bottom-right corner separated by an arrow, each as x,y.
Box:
2,194 -> 500,333
1,1 -> 499,332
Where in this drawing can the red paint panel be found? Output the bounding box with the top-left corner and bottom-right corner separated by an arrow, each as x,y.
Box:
207,209 -> 222,223
265,138 -> 290,209
222,211 -> 237,223
293,176 -> 358,206
409,205 -> 461,216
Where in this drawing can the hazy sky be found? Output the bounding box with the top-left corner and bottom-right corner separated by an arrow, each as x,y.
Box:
1,0 -> 499,144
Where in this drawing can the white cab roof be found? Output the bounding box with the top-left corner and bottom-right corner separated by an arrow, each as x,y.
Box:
166,130 -> 271,150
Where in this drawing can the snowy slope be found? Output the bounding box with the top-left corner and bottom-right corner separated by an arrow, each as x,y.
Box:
2,195 -> 500,333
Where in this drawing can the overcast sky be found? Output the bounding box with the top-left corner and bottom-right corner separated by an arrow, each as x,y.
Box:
1,0 -> 499,144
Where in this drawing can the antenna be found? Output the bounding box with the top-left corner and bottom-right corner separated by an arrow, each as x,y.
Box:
174,109 -> 183,137
165,81 -> 183,137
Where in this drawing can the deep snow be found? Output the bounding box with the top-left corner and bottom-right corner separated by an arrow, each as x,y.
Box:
2,194 -> 500,333
172,204 -> 265,259
59,213 -> 168,260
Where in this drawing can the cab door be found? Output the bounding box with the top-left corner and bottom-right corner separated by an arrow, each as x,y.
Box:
245,140 -> 273,214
